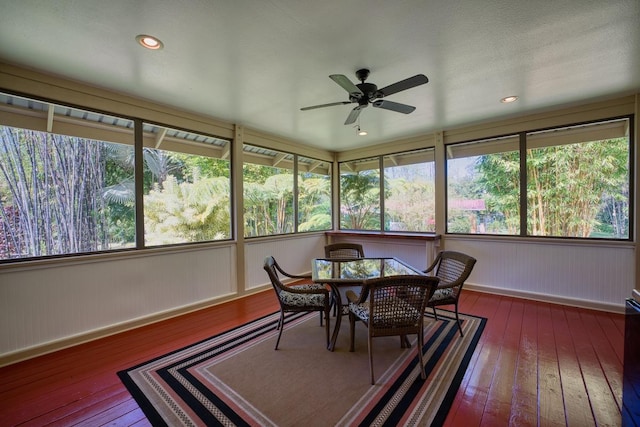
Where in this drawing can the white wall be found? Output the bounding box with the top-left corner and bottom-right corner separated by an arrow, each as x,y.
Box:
244,234 -> 326,289
446,237 -> 633,312
1,234 -> 631,362
0,244 -> 236,359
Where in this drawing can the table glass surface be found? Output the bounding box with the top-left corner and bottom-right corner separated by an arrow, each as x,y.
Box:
312,257 -> 422,283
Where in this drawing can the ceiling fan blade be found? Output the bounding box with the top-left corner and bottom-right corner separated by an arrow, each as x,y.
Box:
344,106 -> 364,125
372,99 -> 416,114
330,74 -> 364,97
377,74 -> 429,97
300,101 -> 352,111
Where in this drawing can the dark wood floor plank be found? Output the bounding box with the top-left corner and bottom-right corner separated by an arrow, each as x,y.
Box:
564,307 -> 622,427
480,299 -> 524,426
447,293 -> 507,425
508,300 -> 538,427
549,304 -> 596,427
536,302 -> 567,427
580,309 -> 624,410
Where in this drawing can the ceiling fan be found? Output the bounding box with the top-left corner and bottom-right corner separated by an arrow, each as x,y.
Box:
301,68 -> 429,125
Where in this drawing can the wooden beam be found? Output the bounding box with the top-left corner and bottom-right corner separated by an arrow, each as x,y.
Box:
154,127 -> 168,149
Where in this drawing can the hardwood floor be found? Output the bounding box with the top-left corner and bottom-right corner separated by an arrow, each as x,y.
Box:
0,289 -> 624,426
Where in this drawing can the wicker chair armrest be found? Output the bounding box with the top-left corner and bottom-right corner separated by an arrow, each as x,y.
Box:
285,273 -> 312,279
273,260 -> 312,280
423,253 -> 441,275
283,285 -> 329,296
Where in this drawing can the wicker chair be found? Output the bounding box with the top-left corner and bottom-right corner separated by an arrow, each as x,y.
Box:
263,256 -> 331,350
324,242 -> 365,316
347,275 -> 439,384
324,242 -> 365,259
423,251 -> 477,337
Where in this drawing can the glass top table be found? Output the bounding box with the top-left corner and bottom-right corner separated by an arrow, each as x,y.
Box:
311,257 -> 424,350
312,257 -> 423,283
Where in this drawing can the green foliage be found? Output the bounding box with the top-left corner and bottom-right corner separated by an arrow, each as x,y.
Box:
298,175 -> 332,231
385,177 -> 435,232
144,175 -> 231,244
340,170 -> 381,229
526,139 -> 628,237
243,167 -> 294,236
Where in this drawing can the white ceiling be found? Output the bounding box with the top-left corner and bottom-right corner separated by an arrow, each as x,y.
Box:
0,0 -> 638,152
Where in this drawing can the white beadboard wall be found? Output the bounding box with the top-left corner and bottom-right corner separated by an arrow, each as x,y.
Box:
244,234 -> 326,290
0,245 -> 235,357
0,234 -> 633,360
329,235 -> 438,271
446,237 -> 633,312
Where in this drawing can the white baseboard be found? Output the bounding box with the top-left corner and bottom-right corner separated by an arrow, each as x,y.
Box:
465,283 -> 626,314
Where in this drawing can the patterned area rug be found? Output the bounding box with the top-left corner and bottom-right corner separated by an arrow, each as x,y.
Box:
119,309 -> 486,426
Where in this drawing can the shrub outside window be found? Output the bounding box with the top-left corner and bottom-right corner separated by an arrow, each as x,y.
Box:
297,156 -> 332,232
339,158 -> 381,230
526,119 -> 630,239
143,124 -> 232,246
243,145 -> 294,237
384,148 -> 435,232
447,136 -> 520,234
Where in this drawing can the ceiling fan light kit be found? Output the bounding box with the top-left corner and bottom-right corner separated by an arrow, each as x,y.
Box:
301,68 -> 429,126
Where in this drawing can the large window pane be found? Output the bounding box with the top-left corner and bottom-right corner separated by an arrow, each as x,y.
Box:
143,124 -> 232,246
526,118 -> 630,238
384,149 -> 435,232
243,144 -> 294,237
340,158 -> 380,230
0,96 -> 135,260
298,156 -> 332,232
447,136 -> 520,234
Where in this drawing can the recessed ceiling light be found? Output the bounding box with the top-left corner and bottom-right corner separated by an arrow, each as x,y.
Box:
500,95 -> 518,103
136,34 -> 164,50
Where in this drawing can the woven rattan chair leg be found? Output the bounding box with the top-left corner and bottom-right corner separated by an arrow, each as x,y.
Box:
455,304 -> 464,337
368,334 -> 375,385
432,306 -> 438,320
324,309 -> 330,348
418,330 -> 426,380
275,311 -> 285,350
349,314 -> 356,352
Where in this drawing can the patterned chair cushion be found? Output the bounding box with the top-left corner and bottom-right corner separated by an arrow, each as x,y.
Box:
280,284 -> 327,307
349,297 -> 421,326
429,287 -> 455,301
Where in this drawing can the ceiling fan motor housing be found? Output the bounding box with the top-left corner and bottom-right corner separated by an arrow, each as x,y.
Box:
301,67 -> 429,125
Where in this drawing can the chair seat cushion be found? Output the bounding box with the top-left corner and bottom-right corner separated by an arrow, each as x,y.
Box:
280,285 -> 327,307
349,297 -> 421,327
430,287 -> 455,301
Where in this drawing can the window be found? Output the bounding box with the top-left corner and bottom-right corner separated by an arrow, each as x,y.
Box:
243,144 -> 295,237
0,94 -> 135,260
340,157 -> 381,230
297,156 -> 332,232
526,119 -> 630,238
446,117 -> 631,239
384,148 -> 435,232
142,124 -> 232,246
447,135 -> 520,234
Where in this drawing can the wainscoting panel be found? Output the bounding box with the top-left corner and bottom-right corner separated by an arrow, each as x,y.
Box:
330,235 -> 437,270
0,245 -> 235,359
244,234 -> 326,290
446,238 -> 634,311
